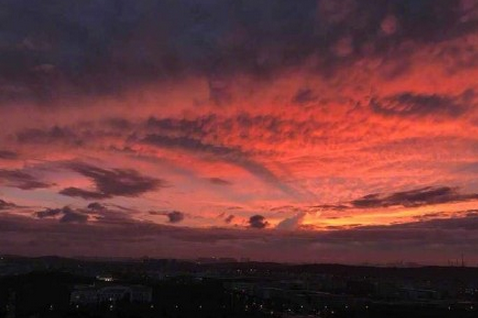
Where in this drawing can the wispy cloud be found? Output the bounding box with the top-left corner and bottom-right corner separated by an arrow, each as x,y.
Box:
59,162 -> 166,200
0,169 -> 52,190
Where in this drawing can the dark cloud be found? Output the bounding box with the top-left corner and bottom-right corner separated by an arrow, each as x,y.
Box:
35,208 -> 63,219
144,113 -> 332,153
370,90 -> 474,118
0,150 -> 18,160
402,214 -> 478,231
0,169 -> 52,190
142,134 -> 236,156
325,213 -> 478,244
248,215 -> 269,229
59,162 -> 165,199
412,212 -> 449,221
145,116 -> 216,135
166,211 -> 185,224
351,186 -> 478,209
85,202 -> 139,225
149,210 -> 185,224
87,202 -> 106,211
16,126 -> 83,145
0,199 -> 16,210
0,0 -> 474,104
292,88 -> 317,105
208,177 -> 232,186
309,204 -> 350,211
35,206 -> 88,224
59,187 -> 111,200
225,215 -> 235,224
59,211 -> 88,224
269,205 -> 297,213
309,186 -> 478,213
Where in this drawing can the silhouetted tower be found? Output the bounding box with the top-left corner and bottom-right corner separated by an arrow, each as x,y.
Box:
461,254 -> 465,268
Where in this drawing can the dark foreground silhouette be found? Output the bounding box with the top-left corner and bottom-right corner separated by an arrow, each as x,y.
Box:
1,256 -> 478,317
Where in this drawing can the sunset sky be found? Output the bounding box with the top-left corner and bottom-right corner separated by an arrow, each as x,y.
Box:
1,0 -> 478,264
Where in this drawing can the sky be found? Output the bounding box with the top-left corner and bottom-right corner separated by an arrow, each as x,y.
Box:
1,0 -> 478,265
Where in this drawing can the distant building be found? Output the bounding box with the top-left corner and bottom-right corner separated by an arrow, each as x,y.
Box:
70,285 -> 152,305
96,274 -> 115,282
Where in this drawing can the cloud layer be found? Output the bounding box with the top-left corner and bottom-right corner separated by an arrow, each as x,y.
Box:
59,162 -> 165,200
1,0 -> 478,263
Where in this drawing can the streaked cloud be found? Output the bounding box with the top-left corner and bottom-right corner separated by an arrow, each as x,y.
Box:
0,169 -> 53,190
59,162 -> 166,200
